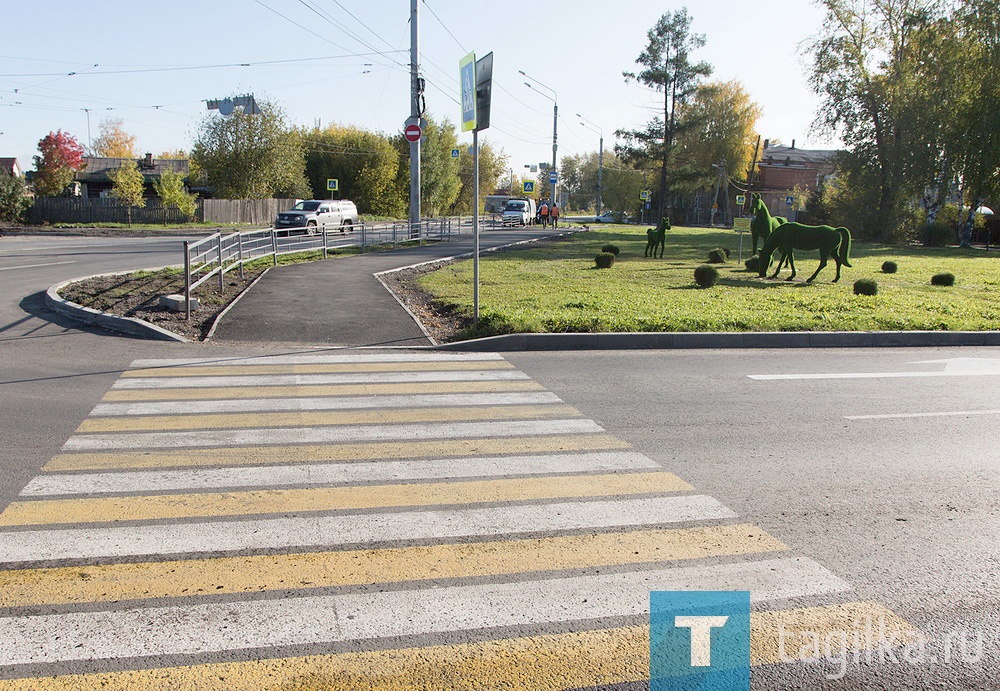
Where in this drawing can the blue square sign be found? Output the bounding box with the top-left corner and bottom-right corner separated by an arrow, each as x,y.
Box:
650,591 -> 750,690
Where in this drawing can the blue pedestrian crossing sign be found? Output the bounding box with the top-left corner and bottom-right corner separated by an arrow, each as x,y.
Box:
522,180 -> 535,194
451,148 -> 460,158
786,195 -> 795,207
326,179 -> 339,192
460,52 -> 477,132
736,194 -> 746,205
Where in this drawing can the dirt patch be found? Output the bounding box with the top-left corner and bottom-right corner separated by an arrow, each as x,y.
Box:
379,263 -> 472,343
58,267 -> 269,341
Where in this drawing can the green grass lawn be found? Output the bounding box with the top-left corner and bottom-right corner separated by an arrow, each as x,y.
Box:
418,225 -> 1000,339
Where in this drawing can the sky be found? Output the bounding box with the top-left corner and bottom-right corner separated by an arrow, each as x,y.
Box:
1,0 -> 837,182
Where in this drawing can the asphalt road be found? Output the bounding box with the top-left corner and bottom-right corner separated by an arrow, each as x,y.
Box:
0,234 -> 996,689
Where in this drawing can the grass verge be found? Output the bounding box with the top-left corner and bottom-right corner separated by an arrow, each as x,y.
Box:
416,225 -> 1000,340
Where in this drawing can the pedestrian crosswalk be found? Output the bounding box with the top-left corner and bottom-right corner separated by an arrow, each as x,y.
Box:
0,352 -> 912,689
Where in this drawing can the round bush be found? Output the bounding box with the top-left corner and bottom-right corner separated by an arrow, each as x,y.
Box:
744,255 -> 761,273
921,222 -> 954,247
595,252 -> 616,269
853,279 -> 878,296
601,244 -> 621,256
694,264 -> 719,288
707,248 -> 727,264
881,261 -> 898,273
931,272 -> 955,286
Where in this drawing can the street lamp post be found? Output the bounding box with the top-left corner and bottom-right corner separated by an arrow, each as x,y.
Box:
519,70 -> 557,207
577,114 -> 603,217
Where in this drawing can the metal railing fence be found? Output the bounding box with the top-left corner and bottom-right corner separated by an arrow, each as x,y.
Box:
181,217 -> 488,319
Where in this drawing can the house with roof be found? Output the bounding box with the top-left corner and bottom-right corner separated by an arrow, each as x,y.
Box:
76,154 -> 189,198
751,141 -> 839,217
0,158 -> 23,178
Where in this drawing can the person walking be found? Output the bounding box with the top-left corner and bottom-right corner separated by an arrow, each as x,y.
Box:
550,204 -> 559,228
539,201 -> 549,228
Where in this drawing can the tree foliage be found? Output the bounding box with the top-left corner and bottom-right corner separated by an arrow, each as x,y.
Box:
153,168 -> 197,220
0,172 -> 32,223
449,139 -> 506,215
107,159 -> 146,227
91,118 -> 138,158
191,97 -> 309,199
675,80 -> 762,192
617,8 -> 713,222
301,124 -> 404,216
33,130 -> 85,197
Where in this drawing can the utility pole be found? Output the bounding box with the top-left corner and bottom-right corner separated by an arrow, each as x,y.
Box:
409,0 -> 421,232
577,114 -> 603,217
520,71 -> 557,207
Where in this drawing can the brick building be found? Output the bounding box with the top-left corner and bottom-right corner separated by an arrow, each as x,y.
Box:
751,142 -> 838,219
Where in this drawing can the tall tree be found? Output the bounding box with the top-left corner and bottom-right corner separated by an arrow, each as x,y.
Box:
33,130 -> 86,197
191,97 -> 309,199
449,140 -> 506,215
617,8 -> 713,222
300,124 -> 403,217
807,0 -> 938,241
675,80 -> 762,193
91,118 -> 138,158
107,159 -> 146,228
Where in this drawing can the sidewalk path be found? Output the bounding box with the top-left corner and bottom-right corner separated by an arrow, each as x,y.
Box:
210,229 -> 564,347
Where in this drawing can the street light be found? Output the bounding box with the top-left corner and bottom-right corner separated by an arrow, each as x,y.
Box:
577,113 -> 603,217
519,69 -> 558,207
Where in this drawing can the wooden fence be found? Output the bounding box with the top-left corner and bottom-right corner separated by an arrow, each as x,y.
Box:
29,197 -> 196,225
28,197 -> 301,226
202,199 -> 297,225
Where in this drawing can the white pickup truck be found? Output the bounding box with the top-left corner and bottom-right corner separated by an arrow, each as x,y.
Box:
501,198 -> 537,226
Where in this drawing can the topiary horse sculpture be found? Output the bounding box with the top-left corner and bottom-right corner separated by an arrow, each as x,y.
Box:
758,222 -> 853,282
749,193 -> 787,255
645,216 -> 670,258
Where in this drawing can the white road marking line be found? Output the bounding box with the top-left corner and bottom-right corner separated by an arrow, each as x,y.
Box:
62,419 -> 604,451
0,260 -> 76,271
846,409 -> 1000,420
747,371 -> 1000,381
0,557 -> 849,666
111,370 -> 530,389
89,392 -> 563,416
0,495 -> 733,564
129,354 -> 506,368
20,452 -> 661,496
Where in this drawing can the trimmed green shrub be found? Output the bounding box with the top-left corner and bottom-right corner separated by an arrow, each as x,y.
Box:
853,279 -> 878,296
921,222 -> 955,247
694,264 -> 719,288
707,248 -> 727,264
881,261 -> 898,274
601,244 -> 621,256
595,252 -> 615,269
931,272 -> 955,286
744,255 -> 761,273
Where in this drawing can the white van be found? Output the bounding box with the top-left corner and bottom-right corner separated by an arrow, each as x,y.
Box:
502,198 -> 537,226
275,200 -> 360,234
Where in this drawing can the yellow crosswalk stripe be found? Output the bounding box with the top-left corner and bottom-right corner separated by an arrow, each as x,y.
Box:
0,472 -> 692,526
45,434 -> 632,472
76,403 -> 581,433
0,602 -> 911,690
0,524 -> 785,607
121,361 -> 516,377
101,379 -> 546,401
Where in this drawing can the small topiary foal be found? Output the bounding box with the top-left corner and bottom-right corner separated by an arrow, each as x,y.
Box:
645,216 -> 670,258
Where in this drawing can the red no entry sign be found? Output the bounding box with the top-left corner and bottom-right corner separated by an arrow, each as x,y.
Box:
404,124 -> 422,142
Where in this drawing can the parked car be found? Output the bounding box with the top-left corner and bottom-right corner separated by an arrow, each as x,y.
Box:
594,210 -> 629,223
274,200 -> 359,234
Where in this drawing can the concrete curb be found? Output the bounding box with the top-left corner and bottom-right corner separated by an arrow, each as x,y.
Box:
46,274 -> 190,343
436,330 -> 1000,351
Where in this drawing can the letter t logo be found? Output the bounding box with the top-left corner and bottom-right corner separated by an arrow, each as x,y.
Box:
674,615 -> 730,666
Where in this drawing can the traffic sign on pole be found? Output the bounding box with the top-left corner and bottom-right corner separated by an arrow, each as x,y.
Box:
523,180 -> 535,194
460,52 -> 477,132
549,171 -> 557,184
404,124 -> 422,143
326,179 -> 339,191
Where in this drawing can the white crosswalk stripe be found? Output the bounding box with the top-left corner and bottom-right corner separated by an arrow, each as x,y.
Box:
0,352 -> 908,688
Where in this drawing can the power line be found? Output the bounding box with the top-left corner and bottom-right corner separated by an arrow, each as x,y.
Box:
421,0 -> 467,53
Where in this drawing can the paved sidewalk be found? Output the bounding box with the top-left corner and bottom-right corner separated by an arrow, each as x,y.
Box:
210,229 -> 562,347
